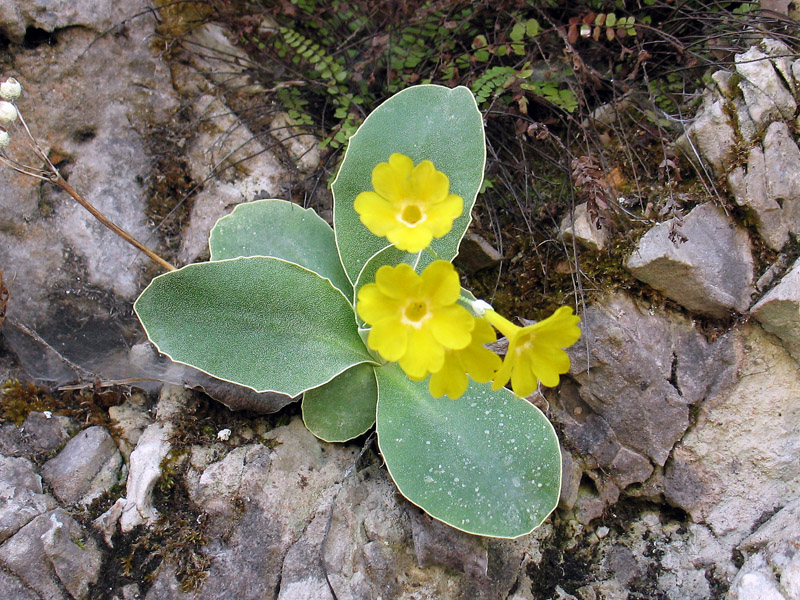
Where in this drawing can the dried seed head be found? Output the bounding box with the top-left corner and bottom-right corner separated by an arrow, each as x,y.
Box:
0,127 -> 9,149
0,101 -> 17,124
0,77 -> 21,101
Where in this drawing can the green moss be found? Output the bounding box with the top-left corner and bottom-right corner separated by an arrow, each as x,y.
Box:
0,379 -> 58,425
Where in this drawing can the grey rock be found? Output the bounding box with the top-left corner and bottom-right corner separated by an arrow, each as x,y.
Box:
735,44 -> 797,125
665,325 -> 800,543
107,397 -> 151,460
0,508 -> 100,600
0,5 -> 178,385
763,122 -> 800,242
277,500 -> 335,600
751,257 -> 800,361
149,417 -> 354,600
177,182 -> 244,265
0,0 -> 126,43
21,411 -> 75,454
454,233 -> 504,274
0,569 -> 40,600
626,203 -> 754,317
728,557 -> 789,600
271,111 -> 321,173
560,202 -> 609,251
558,446 -> 582,510
0,453 -> 57,543
41,511 -> 103,600
730,498 -> 800,600
409,508 -> 488,579
739,497 -> 800,553
562,294 -> 736,468
675,96 -> 737,177
41,425 -> 122,506
119,385 -> 186,532
727,147 -> 788,251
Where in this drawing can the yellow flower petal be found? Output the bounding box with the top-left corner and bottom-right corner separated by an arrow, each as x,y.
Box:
357,261 -> 475,379
485,306 -> 581,396
354,192 -> 396,236
510,356 -> 538,398
375,263 -> 420,300
400,327 -> 445,379
356,283 -> 403,323
367,317 -> 408,362
425,194 -> 464,237
429,304 -> 474,350
411,160 -> 449,203
372,153 -> 413,199
429,356 -> 469,399
387,223 -> 433,253
355,153 -> 464,252
420,260 -> 461,306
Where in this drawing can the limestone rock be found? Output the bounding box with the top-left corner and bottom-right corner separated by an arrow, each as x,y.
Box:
41,425 -> 122,506
751,257 -> 800,361
0,569 -> 40,600
729,498 -> 800,600
664,325 -> 800,543
0,0 -> 126,43
562,293 -> 736,468
735,44 -> 797,125
727,147 -> 788,251
41,511 -> 103,600
0,454 -> 57,543
0,6 -> 178,385
762,122 -> 800,242
674,96 -> 737,177
0,508 -> 102,600
560,202 -> 609,251
118,385 -> 186,532
20,411 -> 75,454
454,233 -> 504,274
108,396 -> 151,460
626,203 -> 754,317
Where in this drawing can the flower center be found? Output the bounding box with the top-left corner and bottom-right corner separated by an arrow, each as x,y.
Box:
404,300 -> 428,324
400,204 -> 423,226
515,333 -> 534,355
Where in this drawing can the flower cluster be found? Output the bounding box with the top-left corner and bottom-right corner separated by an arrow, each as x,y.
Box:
0,77 -> 21,150
355,153 -> 581,399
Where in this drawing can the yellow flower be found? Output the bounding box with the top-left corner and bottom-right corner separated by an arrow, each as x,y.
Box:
354,153 -> 463,252
479,305 -> 581,398
429,317 -> 502,400
357,260 -> 474,379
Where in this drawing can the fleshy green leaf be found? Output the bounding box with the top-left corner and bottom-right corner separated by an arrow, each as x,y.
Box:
375,364 -> 562,538
302,363 -> 377,442
209,199 -> 352,297
134,257 -> 373,396
332,85 -> 485,285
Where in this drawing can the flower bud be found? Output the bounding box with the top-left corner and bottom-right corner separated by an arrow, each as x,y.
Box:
0,127 -> 10,149
0,77 -> 21,101
471,299 -> 493,316
0,101 -> 17,124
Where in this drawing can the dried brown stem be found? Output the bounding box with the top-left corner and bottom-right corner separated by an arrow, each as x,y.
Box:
52,176 -> 176,272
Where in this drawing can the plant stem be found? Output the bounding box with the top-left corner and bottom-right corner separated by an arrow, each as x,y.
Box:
53,176 -> 177,272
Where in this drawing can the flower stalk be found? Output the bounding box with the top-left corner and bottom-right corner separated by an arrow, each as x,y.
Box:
0,77 -> 176,272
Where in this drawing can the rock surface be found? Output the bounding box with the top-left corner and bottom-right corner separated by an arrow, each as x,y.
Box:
41,425 -> 123,506
0,2 -> 797,599
626,203 -> 754,317
664,325 -> 800,543
751,257 -> 800,361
